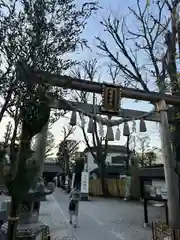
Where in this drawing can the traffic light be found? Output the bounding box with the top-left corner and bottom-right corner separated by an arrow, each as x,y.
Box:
101,85 -> 120,113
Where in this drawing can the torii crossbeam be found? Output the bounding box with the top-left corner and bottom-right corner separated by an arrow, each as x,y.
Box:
21,66 -> 180,105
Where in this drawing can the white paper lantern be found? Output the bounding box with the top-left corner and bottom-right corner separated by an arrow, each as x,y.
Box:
107,126 -> 114,141
123,122 -> 130,136
87,118 -> 94,133
70,111 -> 77,126
139,119 -> 147,132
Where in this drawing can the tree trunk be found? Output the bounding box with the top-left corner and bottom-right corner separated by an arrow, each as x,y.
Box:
7,198 -> 20,240
126,136 -> 130,175
172,106 -> 180,204
9,118 -> 19,177
6,121 -> 31,239
99,164 -> 109,197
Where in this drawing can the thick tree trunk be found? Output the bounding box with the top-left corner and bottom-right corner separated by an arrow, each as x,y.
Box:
6,121 -> 31,239
9,119 -> 19,177
7,198 -> 20,240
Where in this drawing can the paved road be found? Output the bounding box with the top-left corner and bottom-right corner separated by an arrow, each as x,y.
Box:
53,189 -> 165,240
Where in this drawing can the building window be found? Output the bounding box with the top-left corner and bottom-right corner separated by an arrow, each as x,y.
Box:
111,156 -> 126,165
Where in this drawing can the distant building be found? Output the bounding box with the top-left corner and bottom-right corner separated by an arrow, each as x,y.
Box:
45,157 -> 58,163
155,152 -> 163,164
83,145 -> 134,178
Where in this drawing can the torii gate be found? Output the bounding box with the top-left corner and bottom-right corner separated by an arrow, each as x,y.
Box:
18,63 -> 180,230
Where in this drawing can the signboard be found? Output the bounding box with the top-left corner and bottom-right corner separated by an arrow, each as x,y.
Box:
81,172 -> 89,194
144,180 -> 167,200
152,180 -> 167,200
101,85 -> 120,113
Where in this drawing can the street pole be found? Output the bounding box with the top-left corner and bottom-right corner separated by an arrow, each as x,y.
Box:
157,99 -> 180,229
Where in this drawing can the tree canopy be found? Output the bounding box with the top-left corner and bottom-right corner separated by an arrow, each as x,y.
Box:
0,0 -> 99,123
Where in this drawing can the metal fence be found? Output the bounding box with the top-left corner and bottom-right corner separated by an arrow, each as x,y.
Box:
152,221 -> 180,240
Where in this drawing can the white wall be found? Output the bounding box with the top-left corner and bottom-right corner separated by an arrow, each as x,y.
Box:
84,151 -> 129,173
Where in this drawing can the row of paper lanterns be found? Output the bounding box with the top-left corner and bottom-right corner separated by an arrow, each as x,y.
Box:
69,110 -> 147,141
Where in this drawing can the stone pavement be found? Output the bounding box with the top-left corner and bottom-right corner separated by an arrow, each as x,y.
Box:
39,195 -> 75,240
54,189 -> 165,240
0,194 -> 75,240
0,191 -> 166,240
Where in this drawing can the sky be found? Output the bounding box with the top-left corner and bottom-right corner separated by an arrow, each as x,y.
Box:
0,0 -> 162,156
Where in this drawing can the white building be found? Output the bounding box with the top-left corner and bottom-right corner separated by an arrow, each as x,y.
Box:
83,145 -> 133,177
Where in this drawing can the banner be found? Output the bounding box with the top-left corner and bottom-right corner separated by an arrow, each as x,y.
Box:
81,172 -> 89,194
152,180 -> 167,200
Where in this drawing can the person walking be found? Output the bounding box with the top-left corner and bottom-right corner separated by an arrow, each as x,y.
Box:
68,186 -> 80,228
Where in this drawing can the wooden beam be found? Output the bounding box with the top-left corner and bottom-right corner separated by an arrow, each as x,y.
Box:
26,68 -> 180,105
48,96 -> 173,122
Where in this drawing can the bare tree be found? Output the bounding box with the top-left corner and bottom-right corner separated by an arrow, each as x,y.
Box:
56,126 -> 80,188
132,133 -> 158,167
0,0 -> 99,124
57,126 -> 79,168
0,0 -> 18,122
136,134 -> 150,167
3,122 -> 12,147
0,1 -> 99,238
96,1 -> 171,91
71,59 -> 120,196
96,0 -> 180,227
44,131 -> 55,158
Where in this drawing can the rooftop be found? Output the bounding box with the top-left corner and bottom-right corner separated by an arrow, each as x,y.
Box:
84,145 -> 128,154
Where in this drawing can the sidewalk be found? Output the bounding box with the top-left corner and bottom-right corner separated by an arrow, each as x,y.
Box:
39,195 -> 74,240
0,194 -> 74,240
